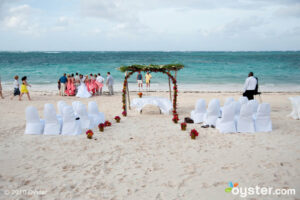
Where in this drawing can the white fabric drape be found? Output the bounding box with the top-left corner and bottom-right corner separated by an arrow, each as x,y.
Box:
216,102 -> 236,133
237,102 -> 255,133
288,96 -> 300,120
191,99 -> 206,123
203,99 -> 220,126
44,103 -> 62,135
239,96 -> 248,105
131,97 -> 172,114
248,99 -> 259,114
88,101 -> 105,126
61,105 -> 82,135
24,106 -> 44,135
76,103 -> 94,130
255,103 -> 272,132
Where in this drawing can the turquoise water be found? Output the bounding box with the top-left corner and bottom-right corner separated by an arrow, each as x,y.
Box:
0,51 -> 300,91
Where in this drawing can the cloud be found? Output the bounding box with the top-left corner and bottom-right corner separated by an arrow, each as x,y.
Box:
1,4 -> 43,36
274,3 -> 300,18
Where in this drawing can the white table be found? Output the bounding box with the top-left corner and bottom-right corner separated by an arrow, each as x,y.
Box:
131,97 -> 173,115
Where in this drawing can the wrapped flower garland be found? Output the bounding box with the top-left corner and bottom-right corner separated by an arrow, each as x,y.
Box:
120,67 -> 181,123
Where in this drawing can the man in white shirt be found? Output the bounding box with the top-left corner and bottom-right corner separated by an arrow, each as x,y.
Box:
96,73 -> 105,95
106,72 -> 114,95
243,72 -> 257,100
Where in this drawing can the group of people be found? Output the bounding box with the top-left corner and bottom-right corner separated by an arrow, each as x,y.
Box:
58,72 -> 114,98
136,71 -> 152,91
0,75 -> 32,101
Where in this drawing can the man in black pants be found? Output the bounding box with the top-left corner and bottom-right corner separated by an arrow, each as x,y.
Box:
243,72 -> 257,100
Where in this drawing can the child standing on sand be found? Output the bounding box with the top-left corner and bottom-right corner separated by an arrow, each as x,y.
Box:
11,75 -> 20,100
19,76 -> 31,101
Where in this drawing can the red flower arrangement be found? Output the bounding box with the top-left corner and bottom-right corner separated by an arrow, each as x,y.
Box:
114,116 -> 121,123
172,114 -> 179,124
104,120 -> 112,127
181,122 -> 187,131
86,129 -> 94,139
138,92 -> 143,98
122,111 -> 127,117
190,129 -> 199,140
98,123 -> 104,132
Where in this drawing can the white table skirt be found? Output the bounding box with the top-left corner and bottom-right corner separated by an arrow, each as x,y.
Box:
131,97 -> 173,115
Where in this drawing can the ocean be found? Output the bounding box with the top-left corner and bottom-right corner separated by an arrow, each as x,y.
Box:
0,51 -> 300,92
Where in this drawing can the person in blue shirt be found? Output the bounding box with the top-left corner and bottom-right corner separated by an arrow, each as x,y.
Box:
59,73 -> 67,96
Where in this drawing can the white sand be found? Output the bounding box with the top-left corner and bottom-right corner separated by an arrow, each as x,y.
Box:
0,91 -> 299,200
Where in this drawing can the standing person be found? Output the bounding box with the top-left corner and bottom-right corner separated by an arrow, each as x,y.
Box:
145,72 -> 152,91
96,73 -> 104,95
11,75 -> 20,100
59,73 -> 67,96
243,72 -> 257,100
74,72 -> 80,94
0,75 -> 4,99
19,76 -> 31,101
137,71 -> 143,91
106,72 -> 114,95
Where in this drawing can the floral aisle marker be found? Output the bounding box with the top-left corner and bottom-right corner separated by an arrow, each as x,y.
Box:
104,120 -> 112,127
190,129 -> 199,140
98,123 -> 104,132
114,116 -> 121,123
118,64 -> 184,123
181,122 -> 187,131
86,129 -> 94,139
138,92 -> 143,98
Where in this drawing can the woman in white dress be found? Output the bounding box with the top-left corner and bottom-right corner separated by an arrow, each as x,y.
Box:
76,75 -> 91,98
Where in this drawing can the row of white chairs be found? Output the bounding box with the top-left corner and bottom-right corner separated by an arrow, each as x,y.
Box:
191,97 -> 272,133
24,101 -> 105,135
288,96 -> 300,120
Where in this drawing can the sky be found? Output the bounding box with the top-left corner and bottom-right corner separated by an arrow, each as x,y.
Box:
0,0 -> 299,51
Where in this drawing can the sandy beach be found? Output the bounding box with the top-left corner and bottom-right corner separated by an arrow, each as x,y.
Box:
0,90 -> 299,200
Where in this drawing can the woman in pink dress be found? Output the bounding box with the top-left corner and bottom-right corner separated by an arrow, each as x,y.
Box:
85,75 -> 91,92
65,74 -> 75,96
89,74 -> 97,95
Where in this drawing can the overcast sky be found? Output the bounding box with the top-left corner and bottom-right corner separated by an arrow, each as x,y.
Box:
0,0 -> 299,51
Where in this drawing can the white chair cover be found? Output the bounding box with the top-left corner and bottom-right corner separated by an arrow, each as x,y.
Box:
24,106 -> 44,135
255,103 -> 272,132
216,102 -> 236,133
61,106 -> 82,135
44,104 -> 62,135
287,97 -> 300,120
237,102 -> 255,133
72,101 -> 82,116
57,101 -> 67,115
224,97 -> 235,106
203,99 -> 220,126
231,101 -> 241,116
190,99 -> 206,123
248,99 -> 259,114
88,101 -> 105,126
239,96 -> 248,105
76,103 -> 94,130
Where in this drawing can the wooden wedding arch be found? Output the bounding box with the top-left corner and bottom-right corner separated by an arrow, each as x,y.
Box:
118,64 -> 184,123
